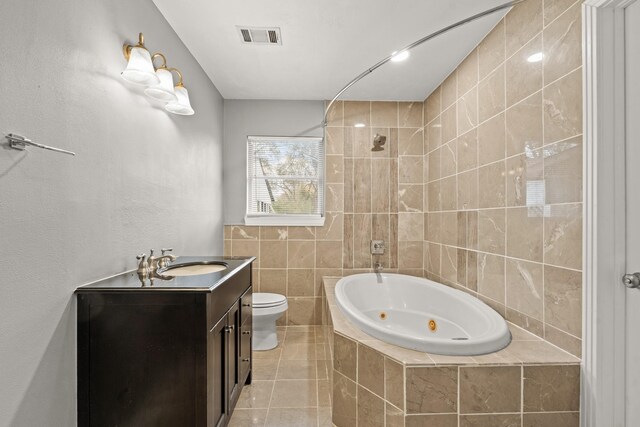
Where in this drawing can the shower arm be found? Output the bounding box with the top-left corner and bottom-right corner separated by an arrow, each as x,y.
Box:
322,0 -> 524,127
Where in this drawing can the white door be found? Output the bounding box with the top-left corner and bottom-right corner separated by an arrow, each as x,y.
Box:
625,1 -> 640,425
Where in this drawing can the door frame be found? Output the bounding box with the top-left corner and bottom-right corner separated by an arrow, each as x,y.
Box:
582,0 -> 636,426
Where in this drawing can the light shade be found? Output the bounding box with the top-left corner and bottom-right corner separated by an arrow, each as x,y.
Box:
121,47 -> 160,86
165,85 -> 194,115
144,68 -> 178,102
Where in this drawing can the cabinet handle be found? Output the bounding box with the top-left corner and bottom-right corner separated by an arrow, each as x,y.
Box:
242,331 -> 251,335
224,325 -> 235,333
242,358 -> 250,362
242,303 -> 251,307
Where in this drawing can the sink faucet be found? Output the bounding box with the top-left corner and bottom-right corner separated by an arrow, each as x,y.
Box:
157,248 -> 177,269
137,248 -> 177,278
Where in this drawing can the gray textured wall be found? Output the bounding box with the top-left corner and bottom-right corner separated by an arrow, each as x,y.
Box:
0,1 -> 224,425
223,100 -> 325,224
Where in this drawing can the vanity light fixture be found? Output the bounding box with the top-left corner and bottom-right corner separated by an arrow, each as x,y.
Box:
122,33 -> 195,115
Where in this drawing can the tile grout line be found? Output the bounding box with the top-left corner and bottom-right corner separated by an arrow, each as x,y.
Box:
541,2 -> 548,348
520,364 -> 524,425
502,13 -> 509,316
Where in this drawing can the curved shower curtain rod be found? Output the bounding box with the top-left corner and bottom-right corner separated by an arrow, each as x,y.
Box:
322,0 -> 524,127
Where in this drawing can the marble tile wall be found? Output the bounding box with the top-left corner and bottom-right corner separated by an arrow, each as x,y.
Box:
331,99 -> 425,275
422,0 -> 583,357
224,225 -> 331,326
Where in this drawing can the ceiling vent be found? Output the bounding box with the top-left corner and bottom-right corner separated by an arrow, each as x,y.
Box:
237,26 -> 282,45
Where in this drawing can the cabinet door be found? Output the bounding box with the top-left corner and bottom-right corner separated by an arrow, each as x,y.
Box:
227,302 -> 241,409
208,316 -> 227,427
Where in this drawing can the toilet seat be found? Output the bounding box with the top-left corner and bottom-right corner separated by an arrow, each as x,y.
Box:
253,293 -> 287,309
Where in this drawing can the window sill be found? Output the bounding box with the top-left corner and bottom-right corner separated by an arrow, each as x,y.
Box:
244,215 -> 325,227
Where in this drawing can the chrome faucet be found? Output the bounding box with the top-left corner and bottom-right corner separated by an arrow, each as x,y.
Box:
157,248 -> 177,269
137,248 -> 176,278
374,262 -> 384,273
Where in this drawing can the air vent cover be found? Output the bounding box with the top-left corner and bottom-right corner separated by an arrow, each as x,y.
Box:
236,26 -> 282,45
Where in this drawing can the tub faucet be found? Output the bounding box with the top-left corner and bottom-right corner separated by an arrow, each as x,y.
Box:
374,262 -> 384,273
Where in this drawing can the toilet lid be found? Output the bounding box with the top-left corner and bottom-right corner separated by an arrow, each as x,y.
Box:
253,293 -> 287,308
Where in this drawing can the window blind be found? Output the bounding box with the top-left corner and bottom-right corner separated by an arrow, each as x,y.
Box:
246,136 -> 324,220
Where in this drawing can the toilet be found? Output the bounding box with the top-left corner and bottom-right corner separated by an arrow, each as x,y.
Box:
252,293 -> 288,351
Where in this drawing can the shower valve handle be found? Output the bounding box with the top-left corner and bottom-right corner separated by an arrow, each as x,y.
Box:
623,272 -> 640,289
371,240 -> 386,255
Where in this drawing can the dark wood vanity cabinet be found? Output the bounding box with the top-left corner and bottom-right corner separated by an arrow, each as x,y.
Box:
77,261 -> 253,427
210,288 -> 252,427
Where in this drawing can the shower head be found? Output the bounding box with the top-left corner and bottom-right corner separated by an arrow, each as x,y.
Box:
372,133 -> 387,152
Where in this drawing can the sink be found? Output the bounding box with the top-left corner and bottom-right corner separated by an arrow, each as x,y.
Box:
159,262 -> 228,277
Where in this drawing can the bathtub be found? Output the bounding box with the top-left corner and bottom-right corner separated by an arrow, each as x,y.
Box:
335,273 -> 511,356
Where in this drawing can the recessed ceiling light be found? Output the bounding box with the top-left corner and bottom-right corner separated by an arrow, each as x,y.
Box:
390,50 -> 410,62
527,52 -> 544,63
354,123 -> 366,128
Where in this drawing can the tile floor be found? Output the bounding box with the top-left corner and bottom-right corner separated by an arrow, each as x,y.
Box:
229,326 -> 332,427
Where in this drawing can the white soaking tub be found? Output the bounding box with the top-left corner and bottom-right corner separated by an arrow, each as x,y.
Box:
335,273 -> 511,356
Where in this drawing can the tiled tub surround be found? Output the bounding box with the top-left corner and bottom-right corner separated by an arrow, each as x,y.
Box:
322,277 -> 580,427
422,0 -> 584,357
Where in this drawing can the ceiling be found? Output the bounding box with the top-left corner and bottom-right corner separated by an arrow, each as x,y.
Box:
152,0 -> 509,101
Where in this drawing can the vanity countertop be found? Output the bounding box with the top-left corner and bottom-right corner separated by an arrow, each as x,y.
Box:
75,256 -> 255,293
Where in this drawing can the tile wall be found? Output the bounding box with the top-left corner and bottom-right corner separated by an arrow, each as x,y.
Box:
422,0 -> 583,357
224,224 -> 340,326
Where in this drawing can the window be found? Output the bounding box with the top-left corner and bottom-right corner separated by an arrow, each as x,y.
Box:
246,136 -> 325,226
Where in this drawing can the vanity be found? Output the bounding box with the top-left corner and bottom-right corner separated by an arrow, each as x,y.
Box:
76,256 -> 255,427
